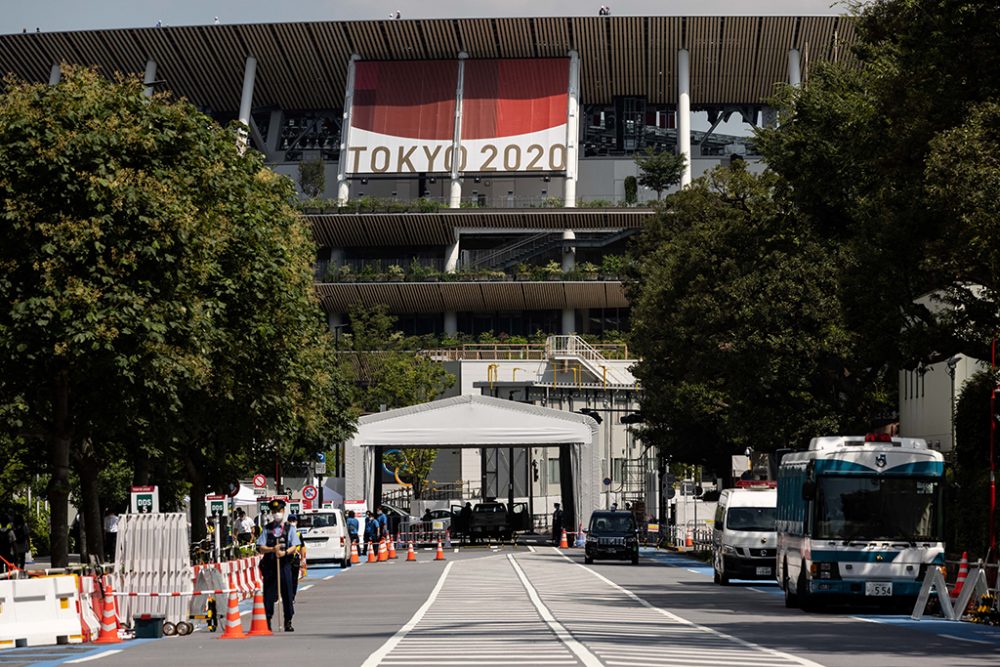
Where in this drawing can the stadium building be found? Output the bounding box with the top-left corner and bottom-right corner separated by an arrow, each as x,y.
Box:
0,14 -> 857,523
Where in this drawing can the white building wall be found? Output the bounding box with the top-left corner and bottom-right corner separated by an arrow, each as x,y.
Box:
898,354 -> 988,452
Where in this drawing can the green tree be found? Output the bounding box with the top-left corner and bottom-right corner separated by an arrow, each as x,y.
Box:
623,175 -> 638,205
298,158 -> 325,198
0,66 -> 355,563
951,371 -> 995,557
628,164 -> 880,472
634,147 -> 687,200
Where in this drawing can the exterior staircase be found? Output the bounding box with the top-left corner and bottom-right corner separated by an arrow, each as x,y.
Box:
544,335 -> 635,386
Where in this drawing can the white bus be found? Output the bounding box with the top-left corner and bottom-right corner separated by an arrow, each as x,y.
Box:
776,434 -> 945,610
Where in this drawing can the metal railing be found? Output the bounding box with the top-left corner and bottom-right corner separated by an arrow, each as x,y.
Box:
422,342 -> 630,362
464,232 -> 555,269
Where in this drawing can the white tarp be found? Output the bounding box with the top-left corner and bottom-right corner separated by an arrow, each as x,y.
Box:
343,395 -> 600,527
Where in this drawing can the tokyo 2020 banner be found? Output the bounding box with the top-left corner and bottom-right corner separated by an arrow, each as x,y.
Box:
345,58 -> 569,174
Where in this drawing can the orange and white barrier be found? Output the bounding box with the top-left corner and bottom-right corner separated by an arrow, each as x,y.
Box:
0,575 -> 87,648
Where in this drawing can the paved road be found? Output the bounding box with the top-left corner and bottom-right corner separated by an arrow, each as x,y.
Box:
4,546 -> 998,667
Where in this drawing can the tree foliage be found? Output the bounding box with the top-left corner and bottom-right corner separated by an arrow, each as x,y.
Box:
951,371 -> 995,557
634,147 -> 687,200
0,66 -> 354,562
298,158 -> 325,198
628,164 -> 885,472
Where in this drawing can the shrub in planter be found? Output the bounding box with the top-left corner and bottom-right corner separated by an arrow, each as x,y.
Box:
578,261 -> 600,279
387,264 -> 405,281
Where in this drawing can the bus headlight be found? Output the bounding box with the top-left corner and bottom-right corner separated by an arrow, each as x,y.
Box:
721,545 -> 739,556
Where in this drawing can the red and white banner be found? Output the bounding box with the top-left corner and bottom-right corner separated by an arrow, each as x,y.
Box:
345,58 -> 569,174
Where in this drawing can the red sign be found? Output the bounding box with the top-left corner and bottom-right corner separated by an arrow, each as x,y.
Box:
346,58 -> 569,174
302,499 -> 313,511
204,494 -> 226,501
301,485 -> 319,501
252,474 -> 267,489
130,485 -> 156,493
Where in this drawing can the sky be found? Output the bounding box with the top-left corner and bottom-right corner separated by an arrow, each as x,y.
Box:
2,1 -> 852,35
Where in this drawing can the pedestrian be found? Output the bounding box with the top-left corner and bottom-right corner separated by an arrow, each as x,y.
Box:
236,510 -> 255,544
0,513 -> 14,573
376,506 -> 389,538
611,501 -> 619,512
459,502 -> 473,544
103,508 -> 119,562
364,511 -> 378,555
551,503 -> 564,545
287,514 -> 305,601
346,510 -> 360,563
256,498 -> 299,632
13,515 -> 30,570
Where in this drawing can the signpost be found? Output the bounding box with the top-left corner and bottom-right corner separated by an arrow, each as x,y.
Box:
205,494 -> 227,516
130,485 -> 159,514
253,474 -> 267,489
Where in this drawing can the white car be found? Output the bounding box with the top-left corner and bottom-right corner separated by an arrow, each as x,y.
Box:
296,509 -> 350,568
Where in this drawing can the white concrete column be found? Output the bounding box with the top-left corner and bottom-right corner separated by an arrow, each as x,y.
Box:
444,311 -> 458,335
444,228 -> 460,273
564,50 -> 581,208
48,64 -> 61,85
677,49 -> 692,188
237,55 -> 257,152
787,49 -> 801,87
449,53 -> 468,209
561,229 -> 576,273
337,55 -> 361,205
142,59 -> 157,97
562,308 -> 575,335
265,109 -> 284,158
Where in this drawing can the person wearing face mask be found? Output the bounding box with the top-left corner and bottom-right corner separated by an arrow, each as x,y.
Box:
256,498 -> 300,631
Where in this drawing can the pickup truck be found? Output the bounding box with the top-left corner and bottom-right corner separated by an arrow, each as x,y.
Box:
465,501 -> 529,542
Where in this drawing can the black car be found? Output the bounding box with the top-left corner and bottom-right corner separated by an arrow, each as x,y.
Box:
584,511 -> 640,564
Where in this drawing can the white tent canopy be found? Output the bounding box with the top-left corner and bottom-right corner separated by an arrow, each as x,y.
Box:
344,395 -> 600,528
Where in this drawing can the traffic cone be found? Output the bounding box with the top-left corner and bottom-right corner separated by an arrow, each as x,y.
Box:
406,541 -> 417,561
685,530 -> 693,548
350,541 -> 360,564
952,551 -> 969,599
559,529 -> 569,549
388,535 -> 398,559
218,591 -> 247,639
435,538 -> 446,561
378,537 -> 388,562
247,590 -> 272,636
367,541 -> 377,563
94,579 -> 121,644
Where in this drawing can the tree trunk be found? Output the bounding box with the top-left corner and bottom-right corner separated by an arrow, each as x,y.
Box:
186,456 -> 207,544
77,442 -> 105,563
47,370 -> 72,568
133,448 -> 150,486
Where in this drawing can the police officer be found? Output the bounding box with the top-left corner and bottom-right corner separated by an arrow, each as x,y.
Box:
256,499 -> 300,632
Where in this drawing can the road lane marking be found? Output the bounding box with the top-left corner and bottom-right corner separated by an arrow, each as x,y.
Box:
323,574 -> 336,580
299,584 -> 314,592
66,650 -> 123,663
360,561 -> 454,667
528,545 -> 536,553
550,548 -> 827,667
936,634 -> 993,645
507,554 -> 603,667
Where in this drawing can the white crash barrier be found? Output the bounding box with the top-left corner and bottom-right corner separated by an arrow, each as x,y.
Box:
112,513 -> 192,628
911,563 -> 991,621
0,575 -> 85,648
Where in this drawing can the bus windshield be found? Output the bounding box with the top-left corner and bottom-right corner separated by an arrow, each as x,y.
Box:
726,507 -> 776,532
814,477 -> 940,542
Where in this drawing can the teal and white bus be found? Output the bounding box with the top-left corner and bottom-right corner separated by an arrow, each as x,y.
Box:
776,434 -> 945,609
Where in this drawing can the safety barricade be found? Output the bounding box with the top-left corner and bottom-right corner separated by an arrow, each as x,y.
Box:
112,513 -> 192,628
0,575 -> 85,648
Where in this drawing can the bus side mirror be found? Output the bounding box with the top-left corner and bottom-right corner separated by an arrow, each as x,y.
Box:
802,480 -> 816,501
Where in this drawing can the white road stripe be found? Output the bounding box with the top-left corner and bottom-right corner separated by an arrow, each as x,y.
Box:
66,650 -> 123,664
507,554 -> 603,667
323,574 -> 336,580
936,634 -> 993,645
551,549 -> 827,667
361,562 -> 454,667
299,584 -> 314,592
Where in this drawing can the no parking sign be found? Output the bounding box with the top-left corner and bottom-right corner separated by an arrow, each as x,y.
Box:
302,485 -> 318,502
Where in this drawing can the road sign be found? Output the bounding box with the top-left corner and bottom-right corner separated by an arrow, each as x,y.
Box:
288,501 -> 302,516
315,452 -> 326,463
205,494 -> 227,516
603,477 -> 612,486
253,487 -> 266,496
301,485 -> 318,501
257,497 -> 271,516
252,474 -> 267,489
315,461 -> 327,475
130,485 -> 159,514
302,499 -> 313,511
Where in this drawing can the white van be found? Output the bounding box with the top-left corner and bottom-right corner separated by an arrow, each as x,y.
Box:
296,508 -> 350,568
712,485 -> 777,585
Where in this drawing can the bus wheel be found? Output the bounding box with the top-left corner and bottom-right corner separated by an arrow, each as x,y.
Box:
783,561 -> 798,608
797,565 -> 819,612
